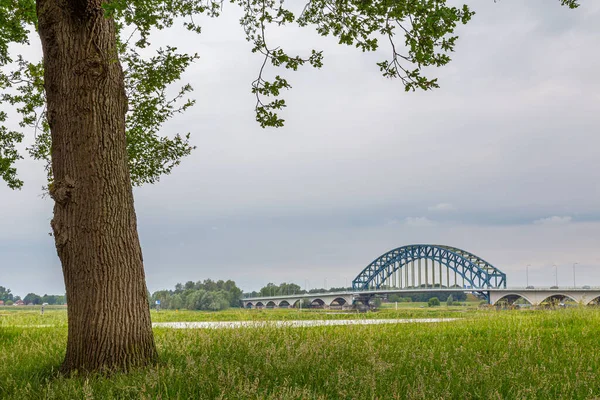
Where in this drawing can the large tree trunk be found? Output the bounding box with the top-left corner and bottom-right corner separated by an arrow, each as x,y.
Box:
36,0 -> 157,372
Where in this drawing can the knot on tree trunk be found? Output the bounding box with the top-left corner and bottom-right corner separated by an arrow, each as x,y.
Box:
49,177 -> 76,206
69,0 -> 102,20
50,218 -> 69,249
74,55 -> 106,79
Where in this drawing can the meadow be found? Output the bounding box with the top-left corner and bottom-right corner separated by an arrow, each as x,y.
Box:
1,305 -> 600,399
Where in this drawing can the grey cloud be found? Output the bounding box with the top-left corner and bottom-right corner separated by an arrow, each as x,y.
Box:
403,217 -> 436,228
533,216 -> 573,225
428,203 -> 456,213
1,1 -> 599,296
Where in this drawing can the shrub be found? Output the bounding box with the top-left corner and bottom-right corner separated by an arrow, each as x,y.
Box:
428,297 -> 440,307
389,294 -> 412,303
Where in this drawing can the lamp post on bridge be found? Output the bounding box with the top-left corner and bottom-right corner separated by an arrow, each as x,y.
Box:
526,264 -> 530,288
553,264 -> 558,287
573,262 -> 579,288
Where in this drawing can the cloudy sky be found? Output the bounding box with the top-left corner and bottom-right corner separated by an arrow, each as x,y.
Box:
1,1 -> 599,297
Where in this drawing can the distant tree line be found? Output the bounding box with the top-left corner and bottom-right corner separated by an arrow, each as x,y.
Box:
388,291 -> 467,303
0,286 -> 66,305
150,279 -> 243,311
2,280 -> 469,309
244,282 -> 353,298
24,293 -> 67,305
0,286 -> 17,302
243,282 -> 469,304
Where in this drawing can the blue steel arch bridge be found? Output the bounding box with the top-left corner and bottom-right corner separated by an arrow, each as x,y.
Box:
352,244 -> 506,291
242,244 -> 600,308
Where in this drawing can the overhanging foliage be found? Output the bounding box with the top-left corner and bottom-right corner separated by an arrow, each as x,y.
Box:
0,0 -> 579,189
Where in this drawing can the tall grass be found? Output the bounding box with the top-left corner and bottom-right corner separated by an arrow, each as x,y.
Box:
1,307 -> 599,399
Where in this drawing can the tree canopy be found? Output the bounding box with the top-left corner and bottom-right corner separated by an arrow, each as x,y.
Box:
1,0 -> 578,190
0,285 -> 15,302
151,279 -> 243,310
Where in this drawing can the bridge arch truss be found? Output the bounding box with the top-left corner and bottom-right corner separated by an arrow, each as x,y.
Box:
352,244 -> 506,291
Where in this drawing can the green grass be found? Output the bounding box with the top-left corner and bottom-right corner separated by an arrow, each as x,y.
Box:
0,304 -> 475,326
1,306 -> 600,399
150,304 -> 474,323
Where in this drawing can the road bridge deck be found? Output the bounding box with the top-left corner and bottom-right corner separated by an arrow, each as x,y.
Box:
242,287 -> 600,308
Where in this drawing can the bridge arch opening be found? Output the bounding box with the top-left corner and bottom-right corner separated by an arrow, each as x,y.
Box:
279,300 -> 290,308
245,302 -> 254,309
255,302 -> 265,308
330,297 -> 347,308
587,296 -> 600,306
292,300 -> 301,308
540,294 -> 577,307
493,294 -> 532,307
353,296 -> 371,305
310,299 -> 325,309
266,301 -> 277,309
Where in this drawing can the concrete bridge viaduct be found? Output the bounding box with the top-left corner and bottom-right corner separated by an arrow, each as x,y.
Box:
242,288 -> 600,309
242,244 -> 600,309
243,292 -> 355,310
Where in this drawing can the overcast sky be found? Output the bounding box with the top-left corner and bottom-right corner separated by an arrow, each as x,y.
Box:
1,1 -> 599,297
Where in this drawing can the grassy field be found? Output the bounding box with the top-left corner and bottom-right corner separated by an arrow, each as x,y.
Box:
1,306 -> 600,399
0,303 -> 469,326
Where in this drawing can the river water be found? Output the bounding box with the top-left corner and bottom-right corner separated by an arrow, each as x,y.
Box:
152,318 -> 458,329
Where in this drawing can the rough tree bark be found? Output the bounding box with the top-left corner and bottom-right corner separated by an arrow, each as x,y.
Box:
36,0 -> 157,372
